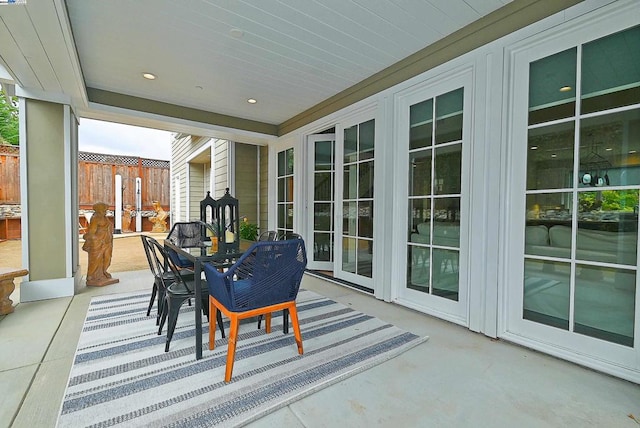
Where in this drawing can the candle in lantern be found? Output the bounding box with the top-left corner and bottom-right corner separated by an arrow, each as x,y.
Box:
225,230 -> 235,243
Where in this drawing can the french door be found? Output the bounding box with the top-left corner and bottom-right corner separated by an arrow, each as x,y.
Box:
335,118 -> 375,289
306,115 -> 376,290
394,71 -> 472,323
505,22 -> 640,377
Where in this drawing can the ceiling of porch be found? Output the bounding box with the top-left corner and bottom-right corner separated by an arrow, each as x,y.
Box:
0,0 -> 583,144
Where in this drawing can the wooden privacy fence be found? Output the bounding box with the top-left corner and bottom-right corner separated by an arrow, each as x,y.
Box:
0,145 -> 20,204
78,152 -> 170,210
0,147 -> 170,210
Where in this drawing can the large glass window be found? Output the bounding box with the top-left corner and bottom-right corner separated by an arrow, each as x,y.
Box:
523,25 -> 639,347
407,88 -> 463,301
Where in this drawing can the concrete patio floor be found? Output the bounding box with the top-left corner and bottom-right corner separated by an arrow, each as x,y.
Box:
1,269 -> 640,428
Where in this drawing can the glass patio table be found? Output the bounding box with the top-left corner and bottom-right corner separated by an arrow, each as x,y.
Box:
164,238 -> 244,360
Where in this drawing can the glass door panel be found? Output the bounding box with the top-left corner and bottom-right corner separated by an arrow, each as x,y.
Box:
406,88 -> 464,302
334,119 -> 375,288
277,148 -> 294,237
307,134 -> 335,270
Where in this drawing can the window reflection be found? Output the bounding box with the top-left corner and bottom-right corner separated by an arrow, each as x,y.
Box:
578,110 -> 640,188
410,99 -> 433,150
581,25 -> 640,114
435,88 -> 464,144
574,264 -> 635,346
523,259 -> 570,330
410,150 -> 432,197
434,145 -> 462,195
529,48 -> 577,125
527,122 -> 574,191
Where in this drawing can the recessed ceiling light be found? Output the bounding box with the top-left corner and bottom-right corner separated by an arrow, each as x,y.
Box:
559,86 -> 572,92
247,98 -> 257,104
530,146 -> 538,150
551,154 -> 557,158
142,72 -> 156,80
629,150 -> 637,154
230,28 -> 244,38
605,147 -> 613,151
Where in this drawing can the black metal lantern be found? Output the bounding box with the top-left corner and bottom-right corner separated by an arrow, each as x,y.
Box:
216,188 -> 240,253
200,191 -> 217,241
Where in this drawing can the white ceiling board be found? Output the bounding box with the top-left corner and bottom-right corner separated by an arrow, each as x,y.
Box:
0,17 -> 38,88
425,0 -> 484,25
7,0 -> 519,132
67,0 -> 517,125
0,7 -> 49,91
3,7 -> 62,93
463,0 -> 513,15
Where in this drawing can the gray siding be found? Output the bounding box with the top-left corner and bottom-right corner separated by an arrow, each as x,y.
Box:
213,139 -> 229,198
234,143 -> 258,226
170,134 -> 191,222
171,134 -> 214,221
259,145 -> 269,234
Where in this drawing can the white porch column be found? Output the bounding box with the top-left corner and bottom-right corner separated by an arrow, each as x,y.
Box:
18,96 -> 82,301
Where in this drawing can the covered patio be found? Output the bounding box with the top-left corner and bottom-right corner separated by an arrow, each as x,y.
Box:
2,269 -> 639,427
2,1 -> 640,423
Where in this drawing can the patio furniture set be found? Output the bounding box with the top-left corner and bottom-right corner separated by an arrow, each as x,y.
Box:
140,189 -> 308,382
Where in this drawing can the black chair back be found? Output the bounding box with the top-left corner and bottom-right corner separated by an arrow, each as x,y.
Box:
258,230 -> 278,241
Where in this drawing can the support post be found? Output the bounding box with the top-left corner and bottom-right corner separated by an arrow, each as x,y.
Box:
114,174 -> 122,234
135,177 -> 142,232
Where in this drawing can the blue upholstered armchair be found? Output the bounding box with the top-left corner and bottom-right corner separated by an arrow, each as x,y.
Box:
203,238 -> 307,382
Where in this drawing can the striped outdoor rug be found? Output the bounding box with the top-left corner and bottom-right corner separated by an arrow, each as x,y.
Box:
57,289 -> 428,427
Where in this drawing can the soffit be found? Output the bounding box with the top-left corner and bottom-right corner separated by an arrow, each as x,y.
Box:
0,0 -> 593,140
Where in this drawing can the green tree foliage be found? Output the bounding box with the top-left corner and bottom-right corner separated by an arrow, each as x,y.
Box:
0,90 -> 19,145
601,190 -> 639,212
578,190 -> 639,212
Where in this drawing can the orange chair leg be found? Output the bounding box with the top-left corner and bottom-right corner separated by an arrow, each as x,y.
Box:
225,315 -> 239,382
288,304 -> 303,354
265,313 -> 272,333
209,297 -> 217,350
